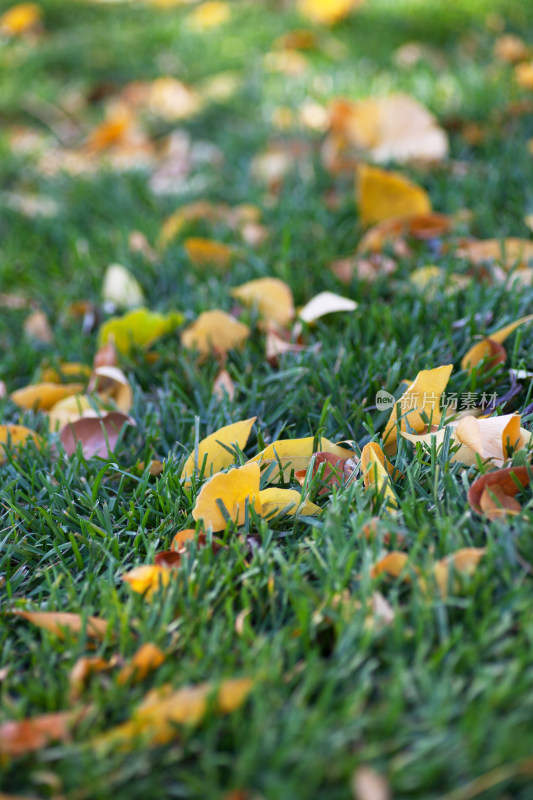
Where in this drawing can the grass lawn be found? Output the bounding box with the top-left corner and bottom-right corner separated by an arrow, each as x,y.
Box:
1,0 -> 533,797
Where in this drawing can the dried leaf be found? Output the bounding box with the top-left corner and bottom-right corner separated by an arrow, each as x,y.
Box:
184,237 -> 234,269
60,411 -> 133,459
92,365 -> 133,413
370,552 -> 410,579
258,487 -> 321,519
250,436 -> 355,483
357,164 -> 431,227
192,462 -> 262,532
122,565 -> 172,598
23,310 -> 53,343
298,291 -> 357,323
361,442 -> 398,509
357,212 -> 451,254
433,548 -> 486,597
231,278 -> 295,328
117,643 -> 165,685
181,310 -> 250,357
69,657 -> 110,700
0,425 -> 41,464
479,484 -> 522,520
457,238 -> 533,270
461,314 -> 533,371
48,394 -> 97,431
213,368 -> 235,401
181,418 -> 256,481
0,709 -> 85,760
295,450 -> 357,495
468,465 -> 532,516
12,610 -> 108,640
10,382 -> 85,411
102,264 -> 144,309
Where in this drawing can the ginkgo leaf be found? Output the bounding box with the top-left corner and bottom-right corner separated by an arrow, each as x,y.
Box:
11,610 -> 108,640
249,436 -> 355,483
102,264 -> 144,309
91,366 -> 133,413
192,462 -> 262,532
382,364 -> 453,454
328,94 -> 448,165
186,0 -> 230,30
479,484 -> 522,520
456,238 -> 533,269
0,3 -> 41,36
433,548 -> 486,597
48,394 -> 98,431
122,565 -> 172,599
461,314 -> 533,371
370,552 -> 410,579
184,237 -> 234,269
60,411 -> 133,459
357,164 -> 431,227
0,709 -> 86,760
10,382 -> 85,411
0,425 -> 41,463
99,308 -> 183,355
94,677 -> 253,751
360,442 -> 398,509
298,291 -> 357,323
117,643 -> 165,685
213,368 -> 235,401
231,278 -> 295,328
181,310 -> 250,357
298,0 -> 358,25
468,465 -> 532,516
294,451 -> 358,495
357,213 -> 451,254
69,656 -> 111,701
181,417 -> 256,481
258,487 -> 321,519
40,362 -> 91,383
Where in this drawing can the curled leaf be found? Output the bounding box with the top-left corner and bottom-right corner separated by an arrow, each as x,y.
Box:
11,610 -> 108,640
468,465 -> 532,516
10,382 -> 85,411
181,417 -> 256,481
231,278 -> 294,328
361,442 -> 398,509
250,436 -> 355,483
122,565 -> 172,599
258,487 -> 321,519
60,411 -> 133,459
298,291 -> 357,323
192,462 -> 262,532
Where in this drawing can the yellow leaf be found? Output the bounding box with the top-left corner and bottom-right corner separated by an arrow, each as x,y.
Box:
258,487 -> 321,519
184,237 -> 234,270
298,291 -> 357,323
494,34 -> 529,63
48,394 -> 97,431
117,643 -> 165,685
10,382 -> 85,412
186,1 -> 230,30
12,610 -> 108,640
181,310 -> 250,357
249,436 -> 355,483
454,414 -> 525,466
92,366 -> 133,413
231,278 -> 295,327
181,417 -> 256,481
0,3 -> 41,36
360,442 -> 398,509
461,313 -> 533,371
122,565 -> 171,599
298,0 -> 358,25
98,308 -> 183,355
102,264 -> 144,309
370,552 -> 410,579
357,163 -> 431,227
433,548 -> 486,597
382,364 -> 453,454
192,462 -> 262,532
457,238 -> 533,270
0,425 -> 40,463
40,362 -> 91,383
94,677 -> 253,750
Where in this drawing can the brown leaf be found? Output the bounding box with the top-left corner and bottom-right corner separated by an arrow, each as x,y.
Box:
295,451 -> 358,496
0,708 -> 87,759
213,368 -> 235,401
117,643 -> 165,685
468,465 -> 532,516
23,310 -> 53,343
59,411 -> 133,459
12,610 -> 109,640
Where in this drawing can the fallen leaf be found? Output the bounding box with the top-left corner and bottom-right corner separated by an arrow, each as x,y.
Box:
184,237 -> 234,269
122,565 -> 172,598
181,417 -> 256,481
250,436 -> 355,483
0,709 -> 85,760
352,765 -> 390,800
298,291 -> 357,323
330,253 -> 397,283
0,425 -> 41,464
91,366 -> 133,413
186,0 -> 230,30
60,412 -> 133,459
99,308 -> 182,355
0,3 -> 41,36
515,61 -> 533,90
148,76 -> 202,121
117,643 -> 165,685
69,656 -> 111,701
192,462 -> 262,532
181,310 -> 250,357
461,314 -> 533,371
231,278 -> 295,328
95,677 -> 253,750
12,610 -> 108,640
171,528 -> 204,552
40,362 -> 91,383
433,548 -> 486,597
213,368 -> 235,401
327,94 -> 448,165
23,310 -> 53,343
479,484 -> 522,520
102,264 -> 144,309
10,382 -> 85,411
258,487 -> 321,519
494,34 -> 529,63
298,0 -> 359,25
294,450 -> 358,495
382,364 -> 453,454
357,164 -> 431,227
456,238 -> 533,270
357,212 -> 451,253
468,465 -> 532,516
48,394 -> 97,431
361,442 -> 398,509
370,552 -> 410,579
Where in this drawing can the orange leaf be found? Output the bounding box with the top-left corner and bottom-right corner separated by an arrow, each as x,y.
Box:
357,164 -> 431,227
11,610 -> 108,640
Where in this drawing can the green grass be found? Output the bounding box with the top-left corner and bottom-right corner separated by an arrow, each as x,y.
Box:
1,0 -> 533,797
